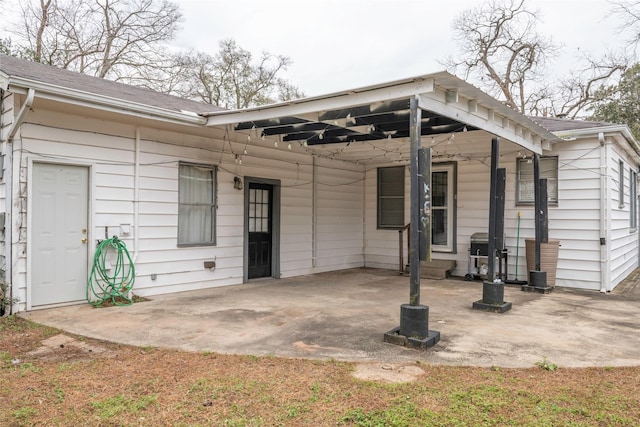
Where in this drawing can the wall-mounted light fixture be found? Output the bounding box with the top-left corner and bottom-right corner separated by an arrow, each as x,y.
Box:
233,176 -> 243,190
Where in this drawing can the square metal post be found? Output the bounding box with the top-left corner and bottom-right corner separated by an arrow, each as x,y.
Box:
473,137 -> 512,313
523,154 -> 552,293
384,96 -> 440,349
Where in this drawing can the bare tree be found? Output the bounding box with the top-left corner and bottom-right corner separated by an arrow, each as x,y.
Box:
551,52 -> 627,118
444,0 -> 628,118
443,0 -> 557,113
14,0 -> 182,79
4,2 -> 302,109
159,39 -> 304,109
613,0 -> 640,50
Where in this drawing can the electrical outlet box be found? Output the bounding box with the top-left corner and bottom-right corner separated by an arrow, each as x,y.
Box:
204,261 -> 216,269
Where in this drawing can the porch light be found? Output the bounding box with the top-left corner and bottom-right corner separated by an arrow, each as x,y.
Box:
233,176 -> 243,190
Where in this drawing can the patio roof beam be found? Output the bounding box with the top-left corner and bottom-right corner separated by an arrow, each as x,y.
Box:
317,99 -> 410,121
418,93 -> 544,155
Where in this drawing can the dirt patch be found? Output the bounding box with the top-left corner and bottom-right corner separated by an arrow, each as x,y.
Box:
352,362 -> 426,383
27,333 -> 114,362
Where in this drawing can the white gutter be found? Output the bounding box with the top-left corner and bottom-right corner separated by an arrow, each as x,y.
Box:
7,78 -> 206,126
599,132 -> 611,293
556,125 -> 640,160
2,88 -> 35,142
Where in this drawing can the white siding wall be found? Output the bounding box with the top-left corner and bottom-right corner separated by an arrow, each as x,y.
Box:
609,143 -> 639,288
0,93 -> 13,287
363,164 -> 409,270
362,136 -> 639,292
514,140 -> 602,290
314,158 -> 365,273
9,100 -> 640,309
13,107 -> 366,311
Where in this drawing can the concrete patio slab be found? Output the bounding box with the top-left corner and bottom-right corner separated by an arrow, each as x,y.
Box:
20,268 -> 640,368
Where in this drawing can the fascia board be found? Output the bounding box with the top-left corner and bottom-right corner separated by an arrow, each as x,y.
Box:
555,125 -> 640,161
204,78 -> 436,126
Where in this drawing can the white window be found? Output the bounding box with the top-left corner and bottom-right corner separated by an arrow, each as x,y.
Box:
516,157 -> 558,205
178,162 -> 217,246
377,166 -> 405,229
432,163 -> 456,252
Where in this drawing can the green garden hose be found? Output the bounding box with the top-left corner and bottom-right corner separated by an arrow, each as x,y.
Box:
87,236 -> 135,307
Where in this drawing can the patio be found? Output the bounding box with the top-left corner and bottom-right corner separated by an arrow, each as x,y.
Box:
20,268 -> 640,368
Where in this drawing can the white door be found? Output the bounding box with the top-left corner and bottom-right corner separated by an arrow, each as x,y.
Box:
32,163 -> 89,306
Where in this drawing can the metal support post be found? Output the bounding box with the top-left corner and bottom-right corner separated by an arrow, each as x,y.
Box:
384,96 -> 440,349
473,137 -> 512,313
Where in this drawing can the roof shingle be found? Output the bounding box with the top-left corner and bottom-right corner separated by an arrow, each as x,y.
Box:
0,54 -> 221,115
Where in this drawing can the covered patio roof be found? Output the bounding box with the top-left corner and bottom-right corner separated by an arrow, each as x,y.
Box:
202,71 -> 563,162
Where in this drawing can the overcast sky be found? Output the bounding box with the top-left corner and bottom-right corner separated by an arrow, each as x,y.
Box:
1,0 -> 631,96
173,0 -> 630,96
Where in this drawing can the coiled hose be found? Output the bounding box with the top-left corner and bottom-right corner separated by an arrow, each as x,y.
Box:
87,236 -> 135,307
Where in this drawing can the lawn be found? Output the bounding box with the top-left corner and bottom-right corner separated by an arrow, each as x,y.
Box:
1,316 -> 638,426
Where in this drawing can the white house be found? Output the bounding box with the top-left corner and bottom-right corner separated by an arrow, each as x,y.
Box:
1,54 -> 638,312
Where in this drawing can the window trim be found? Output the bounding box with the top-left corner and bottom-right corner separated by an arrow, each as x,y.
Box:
630,168 -> 637,230
431,162 -> 457,253
516,156 -> 559,206
619,160 -> 625,209
177,161 -> 217,247
377,166 -> 405,230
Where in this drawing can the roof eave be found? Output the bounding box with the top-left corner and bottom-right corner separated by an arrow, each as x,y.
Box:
555,124 -> 640,160
203,71 -> 561,155
6,75 -> 207,126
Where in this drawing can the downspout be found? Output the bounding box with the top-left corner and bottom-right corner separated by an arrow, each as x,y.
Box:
133,127 -> 140,263
599,132 -> 610,293
362,165 -> 366,267
3,88 -> 35,313
311,157 -> 317,268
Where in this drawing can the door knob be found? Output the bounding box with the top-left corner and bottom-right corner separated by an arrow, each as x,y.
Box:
81,237 -> 87,243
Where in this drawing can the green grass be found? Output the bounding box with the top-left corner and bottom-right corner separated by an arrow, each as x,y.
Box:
0,316 -> 638,426
91,393 -> 158,420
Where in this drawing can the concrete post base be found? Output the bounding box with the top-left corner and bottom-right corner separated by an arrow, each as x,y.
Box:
383,304 -> 440,350
472,281 -> 512,313
521,270 -> 554,294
